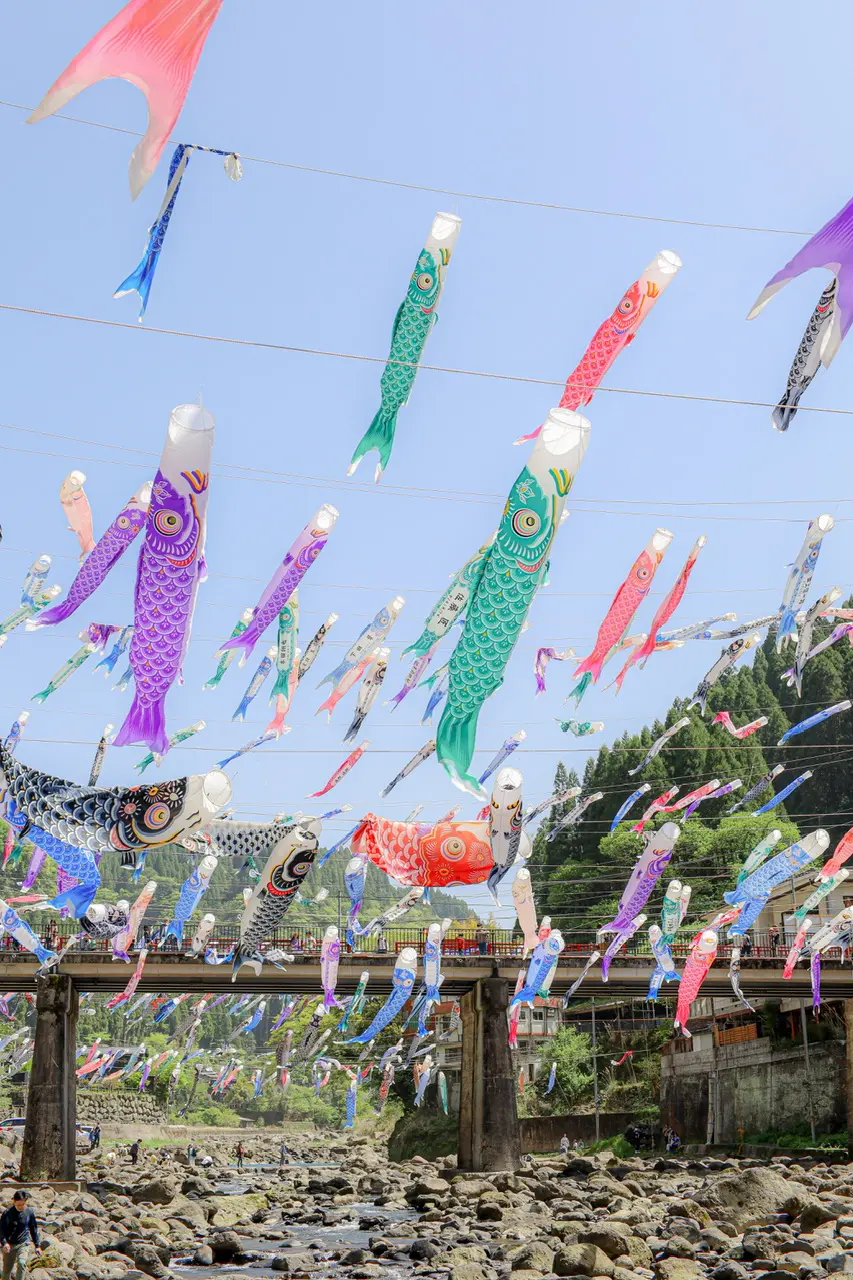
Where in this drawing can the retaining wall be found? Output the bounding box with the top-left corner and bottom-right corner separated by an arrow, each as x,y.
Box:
660,1038 -> 845,1142
519,1111 -> 634,1153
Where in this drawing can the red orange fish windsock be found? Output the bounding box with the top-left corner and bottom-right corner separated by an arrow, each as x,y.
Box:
516,251 -> 682,443
572,529 -> 673,688
352,813 -> 495,888
28,0 -> 226,199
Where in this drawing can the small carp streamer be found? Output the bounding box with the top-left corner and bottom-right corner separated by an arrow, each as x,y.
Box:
748,192 -> 853,429
220,506 -> 339,665
573,528 -> 672,692
350,213 -> 462,480
116,143 -> 242,318
713,711 -> 768,740
516,250 -> 682,442
776,515 -> 834,651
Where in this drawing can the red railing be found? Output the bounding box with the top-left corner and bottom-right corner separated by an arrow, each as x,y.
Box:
5,923 -> 825,965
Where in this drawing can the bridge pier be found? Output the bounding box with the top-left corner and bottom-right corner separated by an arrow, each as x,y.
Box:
20,974 -> 78,1181
458,975 -> 520,1171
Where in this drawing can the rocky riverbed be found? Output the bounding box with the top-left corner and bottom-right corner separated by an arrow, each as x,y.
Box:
7,1133 -> 853,1280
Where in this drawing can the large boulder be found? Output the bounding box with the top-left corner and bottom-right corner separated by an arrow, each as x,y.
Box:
696,1167 -> 811,1230
578,1224 -> 632,1259
553,1243 -> 616,1277
655,1261 -> 706,1280
206,1230 -> 241,1263
130,1178 -> 177,1207
270,1252 -> 316,1272
509,1241 -> 555,1273
800,1201 -> 839,1232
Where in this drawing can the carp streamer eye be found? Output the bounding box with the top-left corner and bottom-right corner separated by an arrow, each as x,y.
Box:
511,509 -> 541,538
144,803 -> 172,829
416,273 -> 434,291
153,509 -> 182,536
441,836 -> 466,861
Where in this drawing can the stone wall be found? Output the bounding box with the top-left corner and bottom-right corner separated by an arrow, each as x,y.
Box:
660,1037 -> 846,1142
519,1112 -> 634,1153
76,1090 -> 167,1126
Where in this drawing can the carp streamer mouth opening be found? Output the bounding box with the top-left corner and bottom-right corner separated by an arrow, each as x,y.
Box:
202,769 -> 233,815
169,404 -> 216,438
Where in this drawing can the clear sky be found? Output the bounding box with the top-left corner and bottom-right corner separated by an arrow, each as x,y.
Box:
2,1 -> 853,924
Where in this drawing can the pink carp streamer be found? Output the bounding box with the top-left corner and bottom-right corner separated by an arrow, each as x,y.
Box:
631,785 -> 679,833
613,535 -> 706,691
107,949 -> 149,1009
28,0 -> 225,199
573,529 -> 673,687
713,711 -> 768,740
307,742 -> 369,798
516,251 -> 682,443
821,827 -> 853,880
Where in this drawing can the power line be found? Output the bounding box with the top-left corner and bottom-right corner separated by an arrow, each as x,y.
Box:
19,734 -> 853,756
5,541 -> 847,602
4,302 -> 853,424
0,98 -> 815,238
2,420 -> 851,513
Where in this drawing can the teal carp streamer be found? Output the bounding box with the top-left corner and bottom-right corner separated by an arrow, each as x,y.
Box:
349,213 -> 462,481
436,408 -> 591,797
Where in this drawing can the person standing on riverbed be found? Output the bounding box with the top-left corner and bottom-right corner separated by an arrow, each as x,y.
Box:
235,1141 -> 245,1170
0,1190 -> 41,1280
279,1139 -> 288,1167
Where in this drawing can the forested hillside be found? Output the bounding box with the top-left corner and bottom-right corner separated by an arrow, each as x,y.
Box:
532,614 -> 853,935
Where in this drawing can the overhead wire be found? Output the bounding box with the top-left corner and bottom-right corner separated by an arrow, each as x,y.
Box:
0,98 -> 817,238
2,421 -> 852,512
6,302 -> 853,427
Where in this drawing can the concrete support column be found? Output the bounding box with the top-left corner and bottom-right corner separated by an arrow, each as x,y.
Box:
21,974 -> 78,1181
458,976 -> 520,1171
840,998 -> 845,1162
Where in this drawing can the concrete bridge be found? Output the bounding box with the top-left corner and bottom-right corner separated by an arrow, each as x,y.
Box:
12,947 -> 853,1184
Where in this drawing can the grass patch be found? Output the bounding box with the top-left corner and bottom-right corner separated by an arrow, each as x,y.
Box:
745,1129 -> 847,1150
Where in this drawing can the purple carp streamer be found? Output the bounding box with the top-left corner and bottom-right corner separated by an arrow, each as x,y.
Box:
114,406 -> 214,753
35,483 -> 152,628
534,647 -> 574,695
220,506 -> 339,665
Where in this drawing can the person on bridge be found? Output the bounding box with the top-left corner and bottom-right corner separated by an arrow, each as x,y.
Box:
0,1189 -> 41,1280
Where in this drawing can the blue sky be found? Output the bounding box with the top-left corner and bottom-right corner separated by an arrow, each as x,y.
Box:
2,1 -> 853,924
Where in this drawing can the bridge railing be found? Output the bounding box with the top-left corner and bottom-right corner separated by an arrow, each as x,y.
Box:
8,922 -> 826,964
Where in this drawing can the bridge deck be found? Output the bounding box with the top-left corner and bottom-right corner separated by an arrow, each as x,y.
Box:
0,951 -> 844,998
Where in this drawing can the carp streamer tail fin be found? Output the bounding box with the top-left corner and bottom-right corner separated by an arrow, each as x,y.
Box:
114,693 -> 169,754
348,407 -> 398,483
